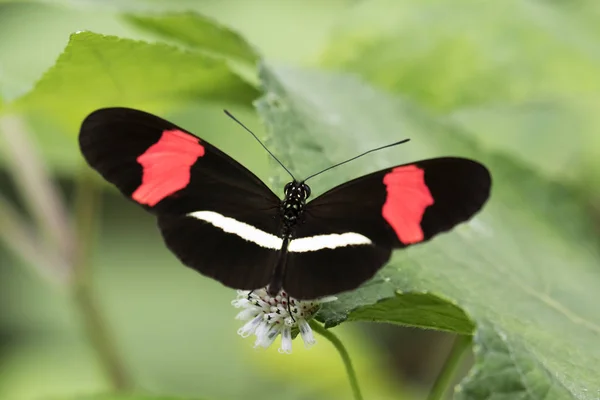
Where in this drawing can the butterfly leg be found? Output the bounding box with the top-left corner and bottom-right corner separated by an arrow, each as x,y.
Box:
286,295 -> 296,323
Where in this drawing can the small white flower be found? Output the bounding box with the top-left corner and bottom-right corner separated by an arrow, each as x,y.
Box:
231,287 -> 336,354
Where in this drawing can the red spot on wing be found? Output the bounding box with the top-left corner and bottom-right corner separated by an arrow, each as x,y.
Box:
382,165 -> 434,244
132,129 -> 205,207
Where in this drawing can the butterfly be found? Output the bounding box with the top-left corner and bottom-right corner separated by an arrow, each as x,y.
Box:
79,107 -> 491,300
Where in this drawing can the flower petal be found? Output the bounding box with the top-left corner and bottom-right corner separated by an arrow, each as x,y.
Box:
254,319 -> 270,338
237,314 -> 262,338
254,324 -> 281,349
278,326 -> 293,354
235,308 -> 259,321
231,298 -> 249,308
298,319 -> 316,348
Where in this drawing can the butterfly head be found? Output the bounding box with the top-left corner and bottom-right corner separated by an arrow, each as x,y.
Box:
281,181 -> 311,230
284,181 -> 311,202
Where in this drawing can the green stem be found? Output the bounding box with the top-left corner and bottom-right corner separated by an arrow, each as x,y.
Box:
0,193 -> 67,284
427,334 -> 473,400
0,115 -> 72,263
309,320 -> 363,400
0,115 -> 71,285
72,171 -> 132,391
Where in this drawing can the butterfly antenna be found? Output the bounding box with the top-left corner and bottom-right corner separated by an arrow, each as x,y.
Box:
303,138 -> 411,182
224,110 -> 296,181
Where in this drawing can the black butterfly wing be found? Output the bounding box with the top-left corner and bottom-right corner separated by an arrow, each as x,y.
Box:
79,107 -> 281,290
284,157 -> 491,299
156,212 -> 280,290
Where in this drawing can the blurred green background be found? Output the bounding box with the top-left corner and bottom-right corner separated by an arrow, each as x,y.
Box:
0,1 -> 599,400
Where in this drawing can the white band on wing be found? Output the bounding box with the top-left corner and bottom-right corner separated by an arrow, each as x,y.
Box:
187,210 -> 372,252
289,233 -> 372,252
187,211 -> 283,249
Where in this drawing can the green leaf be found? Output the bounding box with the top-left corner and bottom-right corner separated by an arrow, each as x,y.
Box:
448,101 -> 591,181
256,64 -> 600,399
125,12 -> 260,87
0,71 -> 7,108
12,31 -> 259,132
455,324 -> 575,399
319,0 -> 600,186
54,395 -> 200,400
328,292 -> 474,335
448,99 -> 600,197
125,12 -> 259,64
320,0 -> 600,110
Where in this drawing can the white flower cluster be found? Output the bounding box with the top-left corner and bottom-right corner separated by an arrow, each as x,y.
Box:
232,288 -> 336,354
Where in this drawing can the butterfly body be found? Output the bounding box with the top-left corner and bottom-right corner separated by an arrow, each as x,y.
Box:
79,107 -> 491,300
267,181 -> 311,295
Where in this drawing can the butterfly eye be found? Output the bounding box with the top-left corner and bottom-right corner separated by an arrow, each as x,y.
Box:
303,185 -> 311,198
